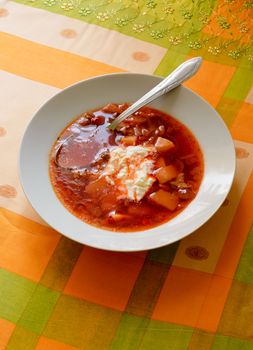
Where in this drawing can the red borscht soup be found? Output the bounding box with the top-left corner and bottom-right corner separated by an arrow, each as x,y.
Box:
49,103 -> 204,231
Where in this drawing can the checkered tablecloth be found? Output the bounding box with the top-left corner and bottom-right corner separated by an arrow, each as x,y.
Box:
0,0 -> 253,349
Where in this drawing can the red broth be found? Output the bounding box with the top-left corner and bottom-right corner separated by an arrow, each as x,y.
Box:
49,104 -> 204,231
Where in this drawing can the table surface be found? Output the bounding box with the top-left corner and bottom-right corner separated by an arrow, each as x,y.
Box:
0,0 -> 253,349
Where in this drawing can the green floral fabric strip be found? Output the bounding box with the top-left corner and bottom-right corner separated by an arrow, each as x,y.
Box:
11,0 -> 253,62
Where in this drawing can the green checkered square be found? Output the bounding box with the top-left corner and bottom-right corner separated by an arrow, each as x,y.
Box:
0,269 -> 35,323
111,314 -> 193,350
235,226 -> 253,285
18,285 -> 60,334
212,334 -> 253,350
6,326 -> 38,350
218,280 -> 253,339
43,295 -> 121,349
224,67 -> 253,101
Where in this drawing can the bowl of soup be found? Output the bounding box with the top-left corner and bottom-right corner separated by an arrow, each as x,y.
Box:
19,73 -> 235,251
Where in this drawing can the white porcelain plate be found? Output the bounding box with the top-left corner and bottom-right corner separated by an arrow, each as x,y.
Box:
19,73 -> 235,251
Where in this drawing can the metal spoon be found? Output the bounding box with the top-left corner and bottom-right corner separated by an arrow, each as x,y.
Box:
109,56 -> 202,130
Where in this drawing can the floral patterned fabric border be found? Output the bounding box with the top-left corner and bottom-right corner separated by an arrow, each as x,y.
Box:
12,0 -> 253,63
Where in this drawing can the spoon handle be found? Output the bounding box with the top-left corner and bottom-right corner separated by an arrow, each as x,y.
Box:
109,56 -> 202,130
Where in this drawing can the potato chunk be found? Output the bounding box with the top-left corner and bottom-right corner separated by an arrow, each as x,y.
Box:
155,165 -> 179,184
108,212 -> 131,222
155,137 -> 175,153
149,190 -> 179,211
120,136 -> 137,146
85,177 -> 107,196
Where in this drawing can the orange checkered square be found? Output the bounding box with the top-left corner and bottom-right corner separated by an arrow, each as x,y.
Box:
0,209 -> 60,282
64,246 -> 145,311
184,59 -> 235,107
0,318 -> 15,350
152,266 -> 211,327
230,103 -> 253,144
